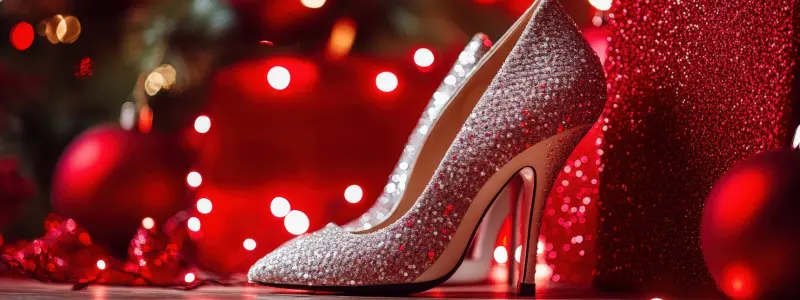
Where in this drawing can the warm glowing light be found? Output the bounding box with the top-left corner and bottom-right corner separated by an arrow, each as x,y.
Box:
375,72 -> 398,92
196,198 -> 213,214
284,210 -> 310,235
153,64 -> 177,89
344,185 -> 363,203
588,0 -> 612,11
301,0 -> 326,9
243,238 -> 257,251
793,125 -> 800,149
270,197 -> 291,217
515,246 -> 522,263
96,260 -> 106,270
141,217 -> 155,230
144,71 -> 165,96
184,272 -> 196,283
56,16 -> 81,44
327,18 -> 356,60
651,298 -> 664,300
44,15 -> 64,44
10,22 -> 34,51
413,48 -> 435,67
187,217 -> 201,232
267,66 -> 291,90
194,115 -> 211,134
493,246 -> 509,264
186,171 -> 203,188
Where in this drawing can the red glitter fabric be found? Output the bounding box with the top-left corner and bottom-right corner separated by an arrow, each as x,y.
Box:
594,0 -> 797,294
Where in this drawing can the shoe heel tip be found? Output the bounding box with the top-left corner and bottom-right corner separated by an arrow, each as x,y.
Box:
517,283 -> 535,296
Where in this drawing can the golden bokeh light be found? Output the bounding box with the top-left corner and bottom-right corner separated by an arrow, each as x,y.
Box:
56,16 -> 82,44
143,64 -> 178,96
42,15 -> 82,44
327,18 -> 357,60
153,64 -> 177,89
144,71 -> 165,96
44,15 -> 64,44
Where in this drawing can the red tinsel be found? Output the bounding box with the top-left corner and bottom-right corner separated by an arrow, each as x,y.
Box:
0,212 -> 235,290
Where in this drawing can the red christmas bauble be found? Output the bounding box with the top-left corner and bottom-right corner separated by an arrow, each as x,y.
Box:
52,125 -> 190,257
701,149 -> 800,299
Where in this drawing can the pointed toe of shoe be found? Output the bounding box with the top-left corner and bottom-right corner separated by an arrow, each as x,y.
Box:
248,223 -> 346,287
248,251 -> 284,285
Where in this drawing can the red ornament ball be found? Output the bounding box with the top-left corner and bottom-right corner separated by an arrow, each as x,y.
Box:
701,149 -> 800,299
52,125 -> 190,257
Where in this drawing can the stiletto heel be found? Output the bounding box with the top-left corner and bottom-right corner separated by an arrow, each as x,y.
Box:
513,125 -> 590,296
248,0 -> 605,294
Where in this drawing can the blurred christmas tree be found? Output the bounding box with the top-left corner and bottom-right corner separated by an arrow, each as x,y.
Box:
1,0 -> 569,238
0,0 -> 238,238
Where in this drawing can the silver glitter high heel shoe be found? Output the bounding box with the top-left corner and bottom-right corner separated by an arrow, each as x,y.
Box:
248,0 -> 606,295
340,33 -> 500,285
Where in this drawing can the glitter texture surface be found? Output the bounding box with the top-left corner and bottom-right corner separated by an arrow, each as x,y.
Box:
594,0 -> 797,293
342,34 -> 492,231
248,0 -> 606,288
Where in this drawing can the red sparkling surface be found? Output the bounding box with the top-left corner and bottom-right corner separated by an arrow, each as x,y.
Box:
594,0 -> 797,293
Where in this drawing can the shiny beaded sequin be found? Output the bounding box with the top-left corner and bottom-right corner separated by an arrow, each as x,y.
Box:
343,34 -> 492,231
594,0 -> 797,293
249,0 -> 606,287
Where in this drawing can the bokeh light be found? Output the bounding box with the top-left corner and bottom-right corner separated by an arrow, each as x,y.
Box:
301,0 -> 326,9
327,18 -> 356,60
184,272 -> 196,283
375,71 -> 398,92
194,115 -> 211,134
141,217 -> 155,230
144,71 -> 165,96
138,105 -> 153,133
267,66 -> 291,90
515,245 -> 522,263
493,246 -> 508,264
10,22 -> 34,51
196,198 -> 213,214
96,260 -> 106,270
793,125 -> 800,149
55,16 -> 81,44
270,197 -> 291,217
43,15 -> 63,44
284,210 -> 310,235
243,238 -> 257,251
344,185 -> 363,203
186,171 -> 203,188
153,64 -> 177,89
119,102 -> 136,130
588,0 -> 612,11
187,217 -> 201,232
413,48 -> 435,67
